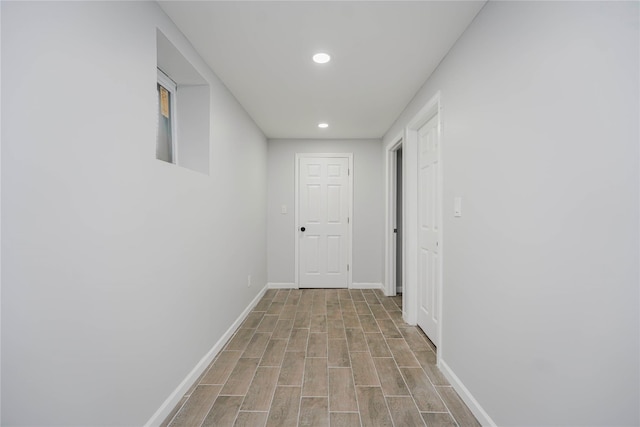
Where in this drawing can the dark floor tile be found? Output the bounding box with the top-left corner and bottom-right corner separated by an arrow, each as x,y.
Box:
285,290 -> 301,306
220,358 -> 260,396
271,318 -> 294,339
242,332 -> 271,358
437,386 -> 481,427
345,328 -> 368,352
342,313 -> 361,329
339,300 -> 356,313
421,412 -> 457,427
391,295 -> 402,308
356,386 -> 393,427
386,338 -> 420,367
326,303 -> 343,320
400,368 -> 447,412
266,386 -> 302,427
225,328 -> 254,351
241,311 -> 265,329
260,339 -> 287,367
327,319 -> 346,339
279,305 -> 298,320
160,396 -> 187,427
354,300 -> 372,315
364,293 -> 380,304
256,314 -> 279,333
312,299 -> 327,314
201,351 -> 242,385
377,319 -> 403,338
169,385 -> 221,427
271,289 -> 290,303
287,328 -> 310,352
266,300 -> 285,315
365,333 -> 391,357
328,368 -> 358,412
294,311 -> 311,329
264,289 -> 278,299
358,314 -> 380,333
253,298 -> 272,312
380,297 -> 399,312
310,314 -> 328,333
413,350 -> 449,386
373,357 -> 410,396
351,352 -> 380,386
387,309 -> 404,324
201,395 -> 243,427
278,351 -> 305,385
240,367 -> 279,411
234,411 -> 267,427
369,304 -> 390,320
386,396 -> 426,426
307,332 -> 328,357
303,357 -> 328,396
398,326 -> 433,352
328,338 -> 350,368
350,289 -> 365,301
330,412 -> 360,427
299,397 -> 329,427
338,289 -> 352,300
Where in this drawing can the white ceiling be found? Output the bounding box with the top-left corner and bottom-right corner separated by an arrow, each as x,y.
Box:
159,1 -> 486,139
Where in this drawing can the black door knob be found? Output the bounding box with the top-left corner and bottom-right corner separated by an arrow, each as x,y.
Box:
300,227 -> 306,232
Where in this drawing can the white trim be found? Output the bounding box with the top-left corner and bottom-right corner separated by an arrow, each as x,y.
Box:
439,359 -> 497,427
403,91 -> 442,335
267,282 -> 297,289
144,285 -> 268,427
350,282 -> 384,290
294,153 -> 353,289
384,133 -> 404,297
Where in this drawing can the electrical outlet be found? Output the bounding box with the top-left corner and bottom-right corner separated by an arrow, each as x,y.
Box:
247,275 -> 251,288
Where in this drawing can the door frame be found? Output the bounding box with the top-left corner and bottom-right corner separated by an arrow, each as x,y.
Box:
294,153 -> 353,289
403,92 -> 443,350
384,135 -> 404,298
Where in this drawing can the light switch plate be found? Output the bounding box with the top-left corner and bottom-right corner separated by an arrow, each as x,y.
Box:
281,205 -> 287,214
454,197 -> 462,217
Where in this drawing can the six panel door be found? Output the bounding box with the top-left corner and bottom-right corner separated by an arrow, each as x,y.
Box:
298,156 -> 350,288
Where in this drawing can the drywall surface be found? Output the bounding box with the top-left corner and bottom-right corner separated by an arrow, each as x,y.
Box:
384,1 -> 639,425
268,139 -> 383,285
1,2 -> 267,425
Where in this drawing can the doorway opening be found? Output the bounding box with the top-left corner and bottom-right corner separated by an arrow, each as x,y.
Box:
395,147 -> 404,295
404,92 -> 442,349
385,136 -> 404,301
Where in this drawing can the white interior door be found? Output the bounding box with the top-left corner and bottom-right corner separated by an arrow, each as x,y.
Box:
297,155 -> 351,288
417,115 -> 441,345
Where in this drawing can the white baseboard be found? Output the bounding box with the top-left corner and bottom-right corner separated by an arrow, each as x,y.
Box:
439,359 -> 496,427
350,282 -> 383,290
144,284 -> 268,427
267,282 -> 297,289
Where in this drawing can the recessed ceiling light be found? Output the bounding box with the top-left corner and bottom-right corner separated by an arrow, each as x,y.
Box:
312,53 -> 331,64
318,123 -> 329,129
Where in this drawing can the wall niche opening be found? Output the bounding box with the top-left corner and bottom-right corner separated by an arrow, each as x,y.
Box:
156,29 -> 210,175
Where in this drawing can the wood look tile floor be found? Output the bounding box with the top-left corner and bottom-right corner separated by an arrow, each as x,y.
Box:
162,289 -> 480,427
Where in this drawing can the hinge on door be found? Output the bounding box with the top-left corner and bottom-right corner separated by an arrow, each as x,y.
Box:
348,217 -> 350,224
347,264 -> 350,272
348,168 -> 350,176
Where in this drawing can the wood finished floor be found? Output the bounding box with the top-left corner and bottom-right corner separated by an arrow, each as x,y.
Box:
162,289 -> 480,427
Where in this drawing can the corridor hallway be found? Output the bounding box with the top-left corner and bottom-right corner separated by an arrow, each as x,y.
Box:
162,289 -> 480,427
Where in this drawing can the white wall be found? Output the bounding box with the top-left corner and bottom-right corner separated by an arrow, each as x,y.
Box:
268,139 -> 383,286
384,1 -> 639,425
1,2 -> 267,426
